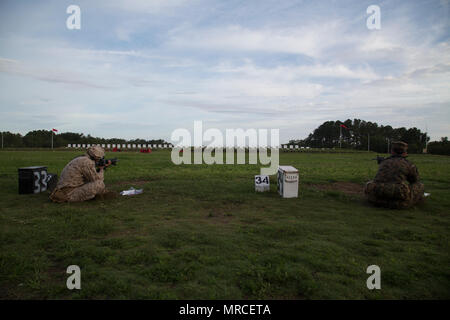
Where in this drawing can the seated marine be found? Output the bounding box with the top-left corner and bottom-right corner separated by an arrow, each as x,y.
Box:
364,141 -> 425,209
50,145 -> 115,202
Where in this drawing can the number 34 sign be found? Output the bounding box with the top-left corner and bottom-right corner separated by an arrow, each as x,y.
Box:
255,175 -> 270,192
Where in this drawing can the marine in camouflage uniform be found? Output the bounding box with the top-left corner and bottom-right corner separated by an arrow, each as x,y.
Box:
50,146 -> 110,202
364,141 -> 424,209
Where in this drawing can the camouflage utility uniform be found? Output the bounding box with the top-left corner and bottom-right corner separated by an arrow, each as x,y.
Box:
50,146 -> 107,202
364,154 -> 424,209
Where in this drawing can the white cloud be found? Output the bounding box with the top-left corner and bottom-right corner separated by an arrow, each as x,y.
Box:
209,78 -> 323,99
104,0 -> 194,14
167,23 -> 344,58
212,61 -> 379,81
0,57 -> 113,89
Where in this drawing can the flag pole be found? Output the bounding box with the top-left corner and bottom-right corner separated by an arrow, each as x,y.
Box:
368,133 -> 370,152
339,125 -> 342,148
51,130 -> 53,150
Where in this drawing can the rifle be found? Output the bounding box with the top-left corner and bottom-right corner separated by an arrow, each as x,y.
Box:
372,156 -> 385,164
96,157 -> 119,170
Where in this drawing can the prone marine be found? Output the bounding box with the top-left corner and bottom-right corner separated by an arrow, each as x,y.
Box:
364,141 -> 425,209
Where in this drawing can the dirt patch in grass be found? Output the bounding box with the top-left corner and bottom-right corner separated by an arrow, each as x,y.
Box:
205,207 -> 234,224
309,182 -> 364,196
104,228 -> 138,239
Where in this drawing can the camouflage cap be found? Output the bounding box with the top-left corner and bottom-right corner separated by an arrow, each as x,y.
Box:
391,141 -> 408,154
86,145 -> 105,160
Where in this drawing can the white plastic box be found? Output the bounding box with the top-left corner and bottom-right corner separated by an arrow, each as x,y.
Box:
277,166 -> 299,198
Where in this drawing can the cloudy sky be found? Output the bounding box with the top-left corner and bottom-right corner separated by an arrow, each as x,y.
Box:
0,0 -> 449,143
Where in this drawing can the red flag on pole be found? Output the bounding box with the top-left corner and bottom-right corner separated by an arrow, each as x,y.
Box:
340,124 -> 348,129
52,128 -> 58,132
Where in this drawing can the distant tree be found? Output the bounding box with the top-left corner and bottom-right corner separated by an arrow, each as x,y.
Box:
1,131 -> 24,147
428,138 -> 450,155
296,119 -> 428,153
107,138 -> 127,144
55,132 -> 84,147
0,130 -> 168,148
23,130 -> 54,148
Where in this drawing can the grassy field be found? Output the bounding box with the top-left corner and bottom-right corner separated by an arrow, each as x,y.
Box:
0,149 -> 449,299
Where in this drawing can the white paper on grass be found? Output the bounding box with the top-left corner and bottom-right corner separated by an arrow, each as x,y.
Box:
120,187 -> 143,196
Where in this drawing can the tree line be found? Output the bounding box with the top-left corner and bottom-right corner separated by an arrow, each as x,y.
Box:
288,119 -> 432,154
1,124 -> 448,155
427,137 -> 450,155
0,130 -> 168,148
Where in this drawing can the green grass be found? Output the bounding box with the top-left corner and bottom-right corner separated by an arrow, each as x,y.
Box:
0,150 -> 449,299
